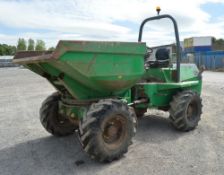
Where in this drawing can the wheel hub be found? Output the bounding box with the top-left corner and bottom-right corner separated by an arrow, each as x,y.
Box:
187,105 -> 193,118
187,101 -> 198,121
103,115 -> 126,146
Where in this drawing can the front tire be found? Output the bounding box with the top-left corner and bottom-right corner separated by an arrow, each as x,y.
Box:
79,99 -> 137,162
40,92 -> 76,136
169,90 -> 202,131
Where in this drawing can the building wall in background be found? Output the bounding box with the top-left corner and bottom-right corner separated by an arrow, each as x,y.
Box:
0,56 -> 18,67
184,46 -> 212,53
184,36 -> 212,53
182,51 -> 224,70
194,51 -> 224,69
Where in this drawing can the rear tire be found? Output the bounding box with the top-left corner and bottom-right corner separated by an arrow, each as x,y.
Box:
40,92 -> 76,136
79,99 -> 137,162
169,90 -> 202,131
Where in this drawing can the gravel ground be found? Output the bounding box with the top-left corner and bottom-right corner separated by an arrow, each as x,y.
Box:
0,67 -> 224,175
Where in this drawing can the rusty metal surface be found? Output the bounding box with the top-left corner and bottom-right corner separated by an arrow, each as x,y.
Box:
13,51 -> 53,64
52,40 -> 146,59
13,40 -> 146,66
102,114 -> 127,150
97,79 -> 137,91
12,40 -> 146,100
14,51 -> 53,59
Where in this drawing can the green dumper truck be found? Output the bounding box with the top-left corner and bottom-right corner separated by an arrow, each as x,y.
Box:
13,13 -> 202,162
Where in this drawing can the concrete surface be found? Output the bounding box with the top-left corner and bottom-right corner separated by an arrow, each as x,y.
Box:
0,68 -> 224,175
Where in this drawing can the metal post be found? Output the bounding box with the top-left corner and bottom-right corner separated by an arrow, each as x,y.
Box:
138,14 -> 181,82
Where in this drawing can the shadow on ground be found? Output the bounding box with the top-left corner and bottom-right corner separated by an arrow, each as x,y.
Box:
0,115 -> 183,175
135,114 -> 184,143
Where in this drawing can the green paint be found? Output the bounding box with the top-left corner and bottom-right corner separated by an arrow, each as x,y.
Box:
14,40 -> 202,119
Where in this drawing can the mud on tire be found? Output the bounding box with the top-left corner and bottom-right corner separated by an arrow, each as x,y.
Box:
40,92 -> 76,136
169,90 -> 202,131
79,99 -> 137,162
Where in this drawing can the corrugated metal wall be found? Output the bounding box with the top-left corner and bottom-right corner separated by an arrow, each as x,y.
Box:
194,51 -> 224,69
183,51 -> 224,70
184,37 -> 213,53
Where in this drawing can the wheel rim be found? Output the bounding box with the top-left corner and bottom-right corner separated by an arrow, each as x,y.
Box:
187,99 -> 199,121
102,114 -> 127,150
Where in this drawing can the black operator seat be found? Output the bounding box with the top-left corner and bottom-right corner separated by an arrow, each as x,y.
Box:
145,48 -> 170,68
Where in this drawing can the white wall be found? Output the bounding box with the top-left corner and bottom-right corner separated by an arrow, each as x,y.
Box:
193,37 -> 212,46
0,56 -> 13,60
